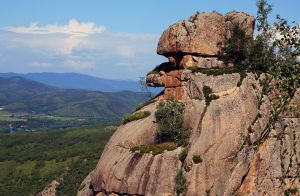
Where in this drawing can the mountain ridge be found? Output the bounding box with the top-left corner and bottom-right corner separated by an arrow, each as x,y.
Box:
0,76 -> 150,120
0,72 -> 144,92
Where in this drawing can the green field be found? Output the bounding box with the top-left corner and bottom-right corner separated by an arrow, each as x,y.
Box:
30,114 -> 78,121
0,110 -> 26,122
0,125 -> 116,196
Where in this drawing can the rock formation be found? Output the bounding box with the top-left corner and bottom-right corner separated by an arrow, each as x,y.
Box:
157,11 -> 255,68
38,180 -> 60,196
78,11 -> 299,196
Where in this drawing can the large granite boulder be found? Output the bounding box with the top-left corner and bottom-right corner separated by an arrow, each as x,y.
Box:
157,11 -> 255,68
157,11 -> 255,57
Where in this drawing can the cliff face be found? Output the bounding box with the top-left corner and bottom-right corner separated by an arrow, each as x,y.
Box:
78,12 -> 300,196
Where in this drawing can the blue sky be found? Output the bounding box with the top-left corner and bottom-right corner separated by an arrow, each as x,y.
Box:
0,0 -> 299,80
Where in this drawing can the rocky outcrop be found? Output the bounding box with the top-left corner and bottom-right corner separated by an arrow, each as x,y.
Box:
157,11 -> 255,68
79,11 -> 299,196
37,180 -> 60,196
84,71 -> 300,196
77,171 -> 94,196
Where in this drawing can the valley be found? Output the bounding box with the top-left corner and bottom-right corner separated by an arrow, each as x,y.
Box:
0,76 -> 152,132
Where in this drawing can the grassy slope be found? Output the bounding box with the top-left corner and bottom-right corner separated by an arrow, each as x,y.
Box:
0,125 -> 115,196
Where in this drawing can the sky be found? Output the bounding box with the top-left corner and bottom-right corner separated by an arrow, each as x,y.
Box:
0,0 -> 299,80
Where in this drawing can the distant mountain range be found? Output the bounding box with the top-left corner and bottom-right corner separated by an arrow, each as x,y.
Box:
0,76 -> 151,120
0,72 -> 146,92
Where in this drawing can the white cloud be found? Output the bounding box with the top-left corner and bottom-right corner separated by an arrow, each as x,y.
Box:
65,58 -> 94,69
63,36 -> 85,54
5,19 -> 106,37
31,61 -> 52,68
0,19 -> 163,79
114,32 -> 159,41
118,46 -> 136,58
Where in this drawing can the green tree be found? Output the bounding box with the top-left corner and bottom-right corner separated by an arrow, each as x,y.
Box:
256,0 -> 272,34
155,97 -> 188,144
247,0 -> 274,71
271,16 -> 300,96
248,0 -> 274,70
220,23 -> 251,65
221,0 -> 275,70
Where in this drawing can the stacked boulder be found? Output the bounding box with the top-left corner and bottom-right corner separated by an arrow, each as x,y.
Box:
147,11 -> 254,100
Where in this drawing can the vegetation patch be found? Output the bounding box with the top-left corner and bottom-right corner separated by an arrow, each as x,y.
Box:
206,189 -> 211,196
188,66 -> 249,87
237,70 -> 247,87
123,111 -> 151,124
203,85 -> 220,106
220,23 -> 251,65
134,99 -> 156,112
131,98 -> 189,156
188,11 -> 199,23
284,188 -> 298,196
179,147 -> 188,162
131,142 -> 177,155
155,97 -> 189,145
188,66 -> 245,76
78,183 -> 85,191
175,169 -> 186,195
192,155 -> 202,164
147,70 -> 159,75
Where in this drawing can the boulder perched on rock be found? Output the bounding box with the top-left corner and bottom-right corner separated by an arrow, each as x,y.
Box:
78,11 -> 299,196
157,11 -> 255,68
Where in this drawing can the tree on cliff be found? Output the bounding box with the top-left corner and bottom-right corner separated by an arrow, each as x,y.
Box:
248,0 -> 275,70
220,23 -> 250,64
256,0 -> 272,34
222,0 -> 299,77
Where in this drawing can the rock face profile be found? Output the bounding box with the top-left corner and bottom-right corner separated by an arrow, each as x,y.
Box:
78,11 -> 299,196
157,11 -> 255,68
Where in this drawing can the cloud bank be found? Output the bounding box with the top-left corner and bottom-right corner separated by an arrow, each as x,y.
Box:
5,19 -> 106,37
0,19 -> 164,80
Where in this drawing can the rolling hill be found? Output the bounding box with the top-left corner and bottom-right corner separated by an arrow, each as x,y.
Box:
0,76 -> 151,121
0,72 -> 143,92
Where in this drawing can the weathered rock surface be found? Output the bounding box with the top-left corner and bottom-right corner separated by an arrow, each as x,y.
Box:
157,11 -> 255,68
89,104 -> 183,195
81,70 -> 299,195
77,171 -> 94,196
79,11 -> 299,196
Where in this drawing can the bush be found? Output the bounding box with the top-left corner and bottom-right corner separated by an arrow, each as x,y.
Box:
131,142 -> 177,155
189,66 -> 244,75
155,97 -> 189,144
203,86 -> 219,106
147,70 -> 159,75
179,147 -> 188,162
192,155 -> 202,164
175,170 -> 186,195
220,23 -> 251,65
219,22 -> 273,71
123,111 -> 151,124
284,188 -> 298,196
